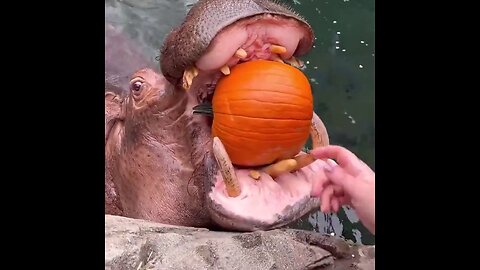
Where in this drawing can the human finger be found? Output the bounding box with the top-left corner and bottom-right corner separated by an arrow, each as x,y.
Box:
324,164 -> 357,196
310,145 -> 363,176
320,185 -> 334,213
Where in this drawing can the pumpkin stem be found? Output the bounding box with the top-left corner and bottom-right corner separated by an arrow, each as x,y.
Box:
192,103 -> 213,117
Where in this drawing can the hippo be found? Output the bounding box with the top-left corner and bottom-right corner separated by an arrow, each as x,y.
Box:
105,0 -> 332,231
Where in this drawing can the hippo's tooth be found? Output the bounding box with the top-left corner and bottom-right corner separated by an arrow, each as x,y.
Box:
310,112 -> 330,149
270,44 -> 287,54
271,54 -> 285,63
235,48 -> 247,59
220,65 -> 231,75
248,170 -> 261,180
182,66 -> 199,90
285,57 -> 304,69
213,137 -> 241,197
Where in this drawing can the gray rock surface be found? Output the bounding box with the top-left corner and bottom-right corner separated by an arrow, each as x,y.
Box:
105,215 -> 374,270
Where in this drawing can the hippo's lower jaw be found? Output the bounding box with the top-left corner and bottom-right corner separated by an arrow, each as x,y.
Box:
181,15 -> 328,231
205,162 -> 329,232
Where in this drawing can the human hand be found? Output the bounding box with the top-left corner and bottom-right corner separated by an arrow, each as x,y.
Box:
310,145 -> 375,235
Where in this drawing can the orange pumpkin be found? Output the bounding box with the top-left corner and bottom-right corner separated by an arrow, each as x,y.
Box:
212,60 -> 313,167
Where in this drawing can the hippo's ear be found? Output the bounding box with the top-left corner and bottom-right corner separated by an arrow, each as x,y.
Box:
105,91 -> 125,216
105,91 -> 125,146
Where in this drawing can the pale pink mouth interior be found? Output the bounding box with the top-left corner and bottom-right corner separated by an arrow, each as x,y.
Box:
209,159 -> 330,223
191,15 -> 320,221
195,15 -> 310,72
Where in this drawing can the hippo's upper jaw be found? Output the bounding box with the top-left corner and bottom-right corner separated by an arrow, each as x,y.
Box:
160,0 -> 313,87
158,0 -> 323,231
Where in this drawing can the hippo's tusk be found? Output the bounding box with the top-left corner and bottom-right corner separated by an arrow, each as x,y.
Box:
182,66 -> 199,90
310,112 -> 330,149
235,48 -> 247,59
270,45 -> 287,54
220,65 -> 230,75
213,137 -> 241,197
285,56 -> 304,69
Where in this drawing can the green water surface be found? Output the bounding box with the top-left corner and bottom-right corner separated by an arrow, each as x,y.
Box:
280,0 -> 375,245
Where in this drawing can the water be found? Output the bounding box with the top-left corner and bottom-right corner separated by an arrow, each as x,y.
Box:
278,0 -> 375,245
105,0 -> 187,89
105,0 -> 375,245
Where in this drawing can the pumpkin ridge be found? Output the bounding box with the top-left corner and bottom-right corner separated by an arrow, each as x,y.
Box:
225,67 -> 306,79
213,111 -> 312,121
214,129 -> 305,166
212,135 -> 248,153
216,123 -> 308,141
214,125 -> 308,143
213,100 -> 312,119
215,88 -> 312,101
214,121 -> 310,135
215,98 -> 311,108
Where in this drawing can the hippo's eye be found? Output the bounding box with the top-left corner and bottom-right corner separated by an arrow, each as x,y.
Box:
130,81 -> 143,92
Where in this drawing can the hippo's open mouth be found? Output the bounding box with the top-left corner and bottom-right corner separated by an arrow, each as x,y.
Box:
170,14 -> 330,231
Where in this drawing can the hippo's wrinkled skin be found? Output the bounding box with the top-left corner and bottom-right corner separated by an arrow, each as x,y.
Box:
105,0 -> 328,231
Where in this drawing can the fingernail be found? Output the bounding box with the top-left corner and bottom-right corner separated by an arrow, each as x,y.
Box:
324,159 -> 337,172
327,159 -> 337,167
